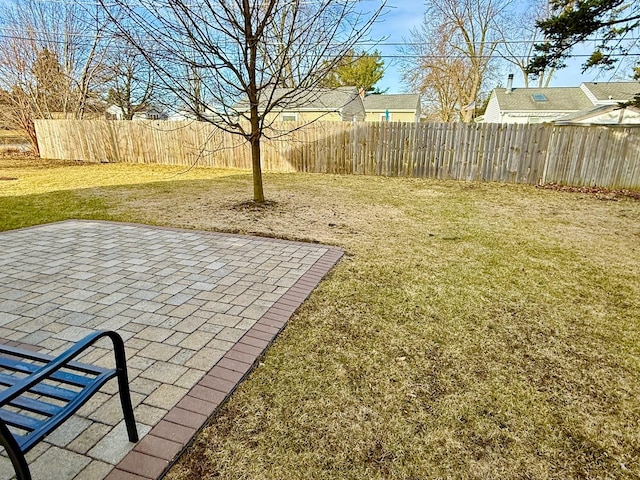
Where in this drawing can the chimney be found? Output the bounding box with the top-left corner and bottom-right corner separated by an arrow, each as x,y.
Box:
506,74 -> 514,94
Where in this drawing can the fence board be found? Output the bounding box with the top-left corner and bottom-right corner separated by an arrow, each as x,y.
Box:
34,119 -> 640,190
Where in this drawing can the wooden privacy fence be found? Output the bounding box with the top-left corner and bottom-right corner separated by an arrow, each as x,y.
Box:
34,119 -> 640,190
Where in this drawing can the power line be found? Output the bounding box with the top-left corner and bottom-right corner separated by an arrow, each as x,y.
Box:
382,53 -> 640,60
0,29 -> 638,61
0,20 -> 638,64
0,24 -> 639,47
0,33 -> 638,64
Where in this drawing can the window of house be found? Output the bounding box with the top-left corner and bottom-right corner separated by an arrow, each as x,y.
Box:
531,93 -> 548,102
281,113 -> 298,122
380,112 -> 392,122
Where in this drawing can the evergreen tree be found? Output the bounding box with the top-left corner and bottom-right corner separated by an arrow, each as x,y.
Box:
322,50 -> 385,93
528,0 -> 640,100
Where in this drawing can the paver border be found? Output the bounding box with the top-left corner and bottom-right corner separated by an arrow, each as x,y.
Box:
1,220 -> 343,480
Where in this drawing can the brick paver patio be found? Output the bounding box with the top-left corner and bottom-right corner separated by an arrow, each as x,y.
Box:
0,220 -> 342,480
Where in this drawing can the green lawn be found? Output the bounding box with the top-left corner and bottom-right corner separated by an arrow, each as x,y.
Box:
2,158 -> 640,479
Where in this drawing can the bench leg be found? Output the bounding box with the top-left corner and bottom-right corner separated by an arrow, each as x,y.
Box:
109,332 -> 139,442
0,421 -> 31,480
116,369 -> 139,442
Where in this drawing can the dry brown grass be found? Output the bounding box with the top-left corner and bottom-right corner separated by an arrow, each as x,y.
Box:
2,157 -> 640,479
0,129 -> 28,143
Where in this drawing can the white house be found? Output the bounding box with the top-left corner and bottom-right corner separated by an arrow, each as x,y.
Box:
578,82 -> 639,105
105,105 -> 125,120
167,110 -> 196,121
105,105 -> 168,121
482,78 -> 639,124
554,104 -> 640,125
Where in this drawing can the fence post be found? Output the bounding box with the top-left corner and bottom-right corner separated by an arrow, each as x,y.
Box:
541,125 -> 556,186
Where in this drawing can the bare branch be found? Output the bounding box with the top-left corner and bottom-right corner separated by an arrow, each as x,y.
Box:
98,0 -> 387,202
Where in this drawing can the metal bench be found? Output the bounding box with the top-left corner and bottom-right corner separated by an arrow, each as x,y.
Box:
0,330 -> 139,480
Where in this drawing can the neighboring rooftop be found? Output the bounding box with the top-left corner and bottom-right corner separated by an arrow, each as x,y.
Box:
494,87 -> 593,112
555,104 -> 640,125
483,81 -> 640,123
581,82 -> 640,103
363,93 -> 421,111
235,86 -> 363,112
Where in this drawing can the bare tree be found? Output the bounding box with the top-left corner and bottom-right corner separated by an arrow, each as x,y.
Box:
0,84 -> 40,150
0,0 -> 111,153
497,0 -> 555,87
100,0 -> 386,202
73,6 -> 113,118
402,0 -> 511,122
105,47 -> 155,120
0,39 -> 70,151
402,23 -> 475,121
257,1 -> 304,88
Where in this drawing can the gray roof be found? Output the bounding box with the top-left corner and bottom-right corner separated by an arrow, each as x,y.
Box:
495,87 -> 593,112
555,104 -> 640,124
363,94 -> 420,111
280,86 -> 360,110
236,86 -> 362,111
305,86 -> 361,110
555,104 -> 620,122
233,86 -> 366,121
582,82 -> 640,102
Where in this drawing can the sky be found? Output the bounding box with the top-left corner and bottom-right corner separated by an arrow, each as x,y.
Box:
364,1 -> 637,94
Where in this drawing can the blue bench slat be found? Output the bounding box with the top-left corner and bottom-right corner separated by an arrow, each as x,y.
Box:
9,395 -> 62,417
0,409 -> 41,433
17,370 -> 115,452
0,373 -> 78,402
0,369 -> 114,451
0,356 -> 97,388
0,346 -> 110,377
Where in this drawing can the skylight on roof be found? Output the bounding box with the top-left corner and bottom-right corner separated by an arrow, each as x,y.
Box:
532,93 -> 548,102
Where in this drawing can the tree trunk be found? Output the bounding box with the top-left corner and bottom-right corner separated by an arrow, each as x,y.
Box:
13,104 -> 40,156
251,137 -> 265,203
246,1 -> 265,204
22,117 -> 39,157
250,115 -> 265,203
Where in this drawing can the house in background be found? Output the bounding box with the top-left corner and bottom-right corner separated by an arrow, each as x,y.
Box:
105,105 -> 125,120
579,82 -> 639,105
142,107 -> 167,121
234,88 -> 424,123
362,93 -> 421,122
167,109 -> 211,122
235,86 -> 366,123
167,110 -> 196,122
481,77 -> 639,124
554,104 -> 640,125
105,105 -> 168,121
